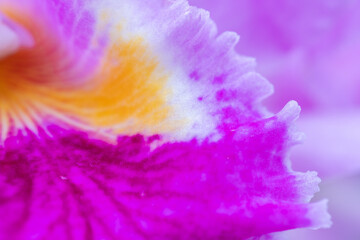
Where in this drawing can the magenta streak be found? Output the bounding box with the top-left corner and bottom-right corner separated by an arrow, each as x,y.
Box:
0,119 -> 319,239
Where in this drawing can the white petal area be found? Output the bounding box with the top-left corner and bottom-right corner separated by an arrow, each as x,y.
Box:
0,19 -> 20,59
290,111 -> 360,178
0,13 -> 34,60
92,0 -> 274,141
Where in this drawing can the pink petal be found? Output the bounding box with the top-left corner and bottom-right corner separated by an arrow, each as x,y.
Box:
0,1 -> 331,239
0,110 -> 330,239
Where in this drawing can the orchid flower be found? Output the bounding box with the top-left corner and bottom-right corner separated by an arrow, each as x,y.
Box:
0,0 -> 330,239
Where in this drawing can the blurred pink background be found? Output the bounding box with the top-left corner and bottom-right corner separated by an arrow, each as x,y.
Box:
189,0 -> 360,239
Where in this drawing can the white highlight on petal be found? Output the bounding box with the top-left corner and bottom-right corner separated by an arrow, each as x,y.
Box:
0,13 -> 33,59
0,19 -> 20,59
277,100 -> 301,123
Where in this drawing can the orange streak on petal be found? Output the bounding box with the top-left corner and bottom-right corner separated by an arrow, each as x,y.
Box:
49,38 -> 173,135
1,36 -> 175,138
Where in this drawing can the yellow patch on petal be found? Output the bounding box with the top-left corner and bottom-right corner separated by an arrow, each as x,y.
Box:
0,36 -> 174,140
39,37 -> 172,134
0,4 -> 178,142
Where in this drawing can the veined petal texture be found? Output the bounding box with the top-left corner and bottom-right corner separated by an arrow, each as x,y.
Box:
0,0 -> 330,239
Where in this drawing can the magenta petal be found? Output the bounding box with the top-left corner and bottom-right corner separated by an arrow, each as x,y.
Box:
0,109 -> 329,239
0,1 -> 330,239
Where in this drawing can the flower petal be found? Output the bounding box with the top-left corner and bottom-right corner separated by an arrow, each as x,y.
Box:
0,109 -> 330,239
0,0 -> 330,239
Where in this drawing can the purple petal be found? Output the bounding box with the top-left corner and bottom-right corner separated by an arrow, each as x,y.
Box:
0,0 -> 331,239
0,111 -> 330,239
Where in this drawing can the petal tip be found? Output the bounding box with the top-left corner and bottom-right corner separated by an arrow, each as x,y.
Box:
277,100 -> 301,123
307,199 -> 332,230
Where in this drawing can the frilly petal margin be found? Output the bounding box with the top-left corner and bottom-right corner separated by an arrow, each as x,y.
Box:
0,0 -> 331,239
97,0 -> 275,140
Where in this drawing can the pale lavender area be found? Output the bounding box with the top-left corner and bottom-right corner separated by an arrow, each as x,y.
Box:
50,0 -> 96,50
188,0 -> 360,111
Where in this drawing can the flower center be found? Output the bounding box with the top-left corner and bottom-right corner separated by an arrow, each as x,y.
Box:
0,6 -> 172,143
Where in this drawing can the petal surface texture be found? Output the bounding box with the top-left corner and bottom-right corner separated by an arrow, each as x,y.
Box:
0,0 -> 330,239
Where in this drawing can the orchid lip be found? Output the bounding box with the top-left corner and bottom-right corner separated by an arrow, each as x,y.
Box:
0,0 -> 331,239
